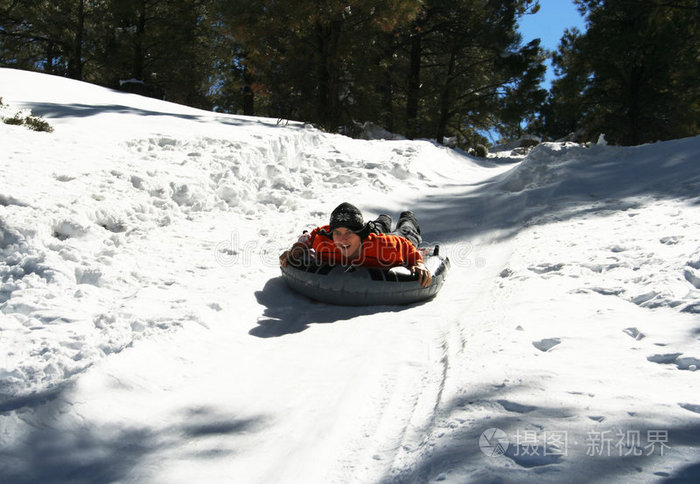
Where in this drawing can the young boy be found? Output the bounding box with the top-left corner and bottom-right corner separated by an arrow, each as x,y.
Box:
279,202 -> 432,287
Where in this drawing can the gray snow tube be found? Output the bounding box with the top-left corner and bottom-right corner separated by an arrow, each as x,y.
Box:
280,251 -> 450,306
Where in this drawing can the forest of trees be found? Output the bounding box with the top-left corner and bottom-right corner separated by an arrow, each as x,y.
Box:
1,0 -> 698,147
535,0 -> 700,146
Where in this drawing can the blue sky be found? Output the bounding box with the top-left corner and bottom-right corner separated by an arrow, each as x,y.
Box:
518,0 -> 587,88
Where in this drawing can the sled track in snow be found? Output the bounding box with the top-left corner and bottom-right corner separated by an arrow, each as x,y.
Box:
347,313 -> 454,483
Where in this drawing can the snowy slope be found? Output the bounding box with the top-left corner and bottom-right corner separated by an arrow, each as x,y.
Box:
1,68 -> 699,483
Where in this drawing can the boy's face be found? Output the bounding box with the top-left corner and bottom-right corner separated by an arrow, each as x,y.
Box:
332,227 -> 362,259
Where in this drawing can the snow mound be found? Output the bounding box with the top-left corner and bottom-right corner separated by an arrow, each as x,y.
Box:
498,139 -> 700,200
0,68 -> 463,402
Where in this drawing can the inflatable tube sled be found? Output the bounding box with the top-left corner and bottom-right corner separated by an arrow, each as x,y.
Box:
280,247 -> 450,306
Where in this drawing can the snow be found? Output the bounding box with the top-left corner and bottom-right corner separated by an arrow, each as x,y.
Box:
1,67 -> 699,483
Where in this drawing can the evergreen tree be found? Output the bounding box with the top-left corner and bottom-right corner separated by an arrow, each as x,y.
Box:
0,0 -> 92,79
93,0 -> 217,108
216,0 -> 422,129
496,39 -> 548,140
2,0 -> 548,143
1,0 -> 218,108
540,0 -> 700,145
529,27 -> 589,140
392,0 -> 545,145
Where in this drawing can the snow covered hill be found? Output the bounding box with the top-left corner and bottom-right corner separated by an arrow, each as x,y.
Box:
1,68 -> 699,483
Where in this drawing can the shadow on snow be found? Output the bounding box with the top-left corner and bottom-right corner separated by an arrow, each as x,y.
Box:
250,276 -> 425,338
0,386 -> 268,484
379,386 -> 700,484
22,101 -> 297,130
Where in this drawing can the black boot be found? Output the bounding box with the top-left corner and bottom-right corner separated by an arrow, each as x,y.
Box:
397,211 -> 421,235
395,211 -> 422,247
372,214 -> 393,234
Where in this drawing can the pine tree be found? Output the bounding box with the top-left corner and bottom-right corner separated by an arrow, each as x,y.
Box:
496,39 -> 548,140
392,0 -> 544,145
529,27 -> 589,140
0,0 -> 92,79
216,0 -> 422,129
541,0 -> 700,145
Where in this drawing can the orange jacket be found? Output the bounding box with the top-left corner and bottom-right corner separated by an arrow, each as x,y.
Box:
301,225 -> 423,268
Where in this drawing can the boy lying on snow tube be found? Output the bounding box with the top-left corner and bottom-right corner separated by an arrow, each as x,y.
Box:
279,202 -> 432,287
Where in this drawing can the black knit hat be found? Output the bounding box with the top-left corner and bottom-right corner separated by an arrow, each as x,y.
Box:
329,202 -> 365,233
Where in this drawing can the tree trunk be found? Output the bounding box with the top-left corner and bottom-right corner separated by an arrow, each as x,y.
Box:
133,0 -> 147,80
436,46 -> 457,144
382,67 -> 395,133
45,42 -> 58,75
242,65 -> 254,116
625,66 -> 644,145
406,32 -> 421,139
315,19 -> 342,130
67,0 -> 84,79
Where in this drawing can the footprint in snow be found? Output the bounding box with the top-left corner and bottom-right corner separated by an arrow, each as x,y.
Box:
679,403 -> 700,415
684,267 -> 700,290
676,357 -> 700,371
647,353 -> 700,371
499,268 -> 514,278
505,445 -> 564,468
659,236 -> 682,245
528,263 -> 564,274
647,353 -> 682,364
589,287 -> 625,296
623,327 -> 645,340
497,399 -> 537,414
533,338 -> 561,352
631,291 -> 659,306
0,194 -> 28,207
681,302 -> 700,314
54,174 -> 75,182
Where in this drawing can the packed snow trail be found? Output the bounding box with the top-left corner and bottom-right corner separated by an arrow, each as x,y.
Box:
0,69 -> 512,483
2,69 -> 700,483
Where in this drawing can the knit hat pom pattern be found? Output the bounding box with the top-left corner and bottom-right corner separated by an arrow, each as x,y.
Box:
329,202 -> 365,232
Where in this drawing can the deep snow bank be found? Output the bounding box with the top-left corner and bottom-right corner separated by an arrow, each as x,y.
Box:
498,138 -> 700,200
0,68 -> 490,404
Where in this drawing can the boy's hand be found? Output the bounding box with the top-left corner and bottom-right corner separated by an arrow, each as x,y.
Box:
279,245 -> 306,267
411,262 -> 432,287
